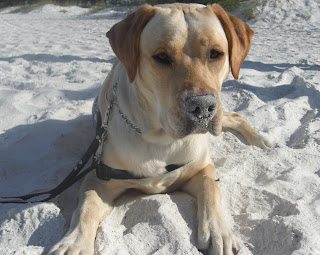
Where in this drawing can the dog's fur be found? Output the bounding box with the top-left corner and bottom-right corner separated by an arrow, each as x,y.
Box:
49,4 -> 271,255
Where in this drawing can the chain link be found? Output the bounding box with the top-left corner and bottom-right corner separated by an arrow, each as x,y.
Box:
95,80 -> 142,163
112,81 -> 142,135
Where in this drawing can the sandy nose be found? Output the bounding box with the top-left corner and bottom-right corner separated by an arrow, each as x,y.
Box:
184,94 -> 217,120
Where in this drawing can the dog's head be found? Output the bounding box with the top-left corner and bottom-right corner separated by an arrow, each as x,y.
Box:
107,4 -> 253,139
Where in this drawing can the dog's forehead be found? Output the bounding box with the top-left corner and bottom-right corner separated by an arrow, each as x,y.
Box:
140,5 -> 227,52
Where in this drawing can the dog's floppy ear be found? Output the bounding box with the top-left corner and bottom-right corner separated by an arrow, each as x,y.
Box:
209,4 -> 254,80
106,5 -> 156,83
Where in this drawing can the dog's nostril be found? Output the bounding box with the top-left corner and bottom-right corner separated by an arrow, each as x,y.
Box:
184,94 -> 217,120
208,105 -> 214,112
191,106 -> 202,116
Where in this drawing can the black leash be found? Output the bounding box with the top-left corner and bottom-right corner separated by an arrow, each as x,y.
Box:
0,94 -> 108,204
0,126 -> 104,204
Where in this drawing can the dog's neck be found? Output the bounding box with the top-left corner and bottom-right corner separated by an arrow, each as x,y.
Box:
114,75 -> 178,145
111,80 -> 142,135
114,74 -> 150,135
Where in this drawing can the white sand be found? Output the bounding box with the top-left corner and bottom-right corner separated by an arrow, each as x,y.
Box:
0,1 -> 319,254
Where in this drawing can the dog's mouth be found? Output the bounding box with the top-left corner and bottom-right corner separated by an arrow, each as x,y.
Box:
183,116 -> 219,136
165,107 -> 221,138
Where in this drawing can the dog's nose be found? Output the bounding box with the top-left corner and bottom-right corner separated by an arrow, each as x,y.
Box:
184,94 -> 217,120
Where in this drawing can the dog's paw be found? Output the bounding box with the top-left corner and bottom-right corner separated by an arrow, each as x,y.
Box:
198,208 -> 239,255
246,131 -> 272,149
48,235 -> 94,255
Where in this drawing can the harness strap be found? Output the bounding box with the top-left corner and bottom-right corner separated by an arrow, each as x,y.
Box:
95,163 -> 183,181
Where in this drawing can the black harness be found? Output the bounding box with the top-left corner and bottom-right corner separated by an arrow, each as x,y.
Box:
96,163 -> 183,181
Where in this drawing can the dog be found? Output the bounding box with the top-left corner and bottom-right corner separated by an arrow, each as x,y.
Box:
49,3 -> 271,255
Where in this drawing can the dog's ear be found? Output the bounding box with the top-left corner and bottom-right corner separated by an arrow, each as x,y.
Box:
209,4 -> 254,80
106,5 -> 156,83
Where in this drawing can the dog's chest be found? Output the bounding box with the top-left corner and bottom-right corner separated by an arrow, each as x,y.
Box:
103,132 -> 209,178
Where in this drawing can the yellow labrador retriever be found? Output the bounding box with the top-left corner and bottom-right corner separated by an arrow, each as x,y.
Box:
49,3 -> 271,255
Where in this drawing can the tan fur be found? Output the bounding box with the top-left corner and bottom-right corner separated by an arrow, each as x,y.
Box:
209,4 -> 254,80
49,4 -> 271,255
106,5 -> 156,83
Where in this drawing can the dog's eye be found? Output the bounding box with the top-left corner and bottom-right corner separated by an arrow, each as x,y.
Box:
153,53 -> 173,66
209,50 -> 223,61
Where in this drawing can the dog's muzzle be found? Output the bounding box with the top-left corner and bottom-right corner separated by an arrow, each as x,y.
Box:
183,94 -> 217,122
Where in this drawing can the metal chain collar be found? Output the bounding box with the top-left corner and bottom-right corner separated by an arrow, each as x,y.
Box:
95,80 -> 142,163
111,81 -> 142,135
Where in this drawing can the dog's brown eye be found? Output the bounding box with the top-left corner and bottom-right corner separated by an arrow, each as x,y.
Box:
209,50 -> 223,61
153,53 -> 173,66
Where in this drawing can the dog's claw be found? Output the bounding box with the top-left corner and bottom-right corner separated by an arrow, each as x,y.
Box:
248,132 -> 272,149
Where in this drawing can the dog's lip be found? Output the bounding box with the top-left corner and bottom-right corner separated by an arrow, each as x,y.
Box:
167,114 -> 210,138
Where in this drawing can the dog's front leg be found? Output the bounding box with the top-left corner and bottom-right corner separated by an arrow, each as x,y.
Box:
223,112 -> 272,149
182,164 -> 238,255
49,172 -> 126,255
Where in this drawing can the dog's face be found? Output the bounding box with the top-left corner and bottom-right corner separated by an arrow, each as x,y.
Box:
138,5 -> 229,138
107,4 -> 254,139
